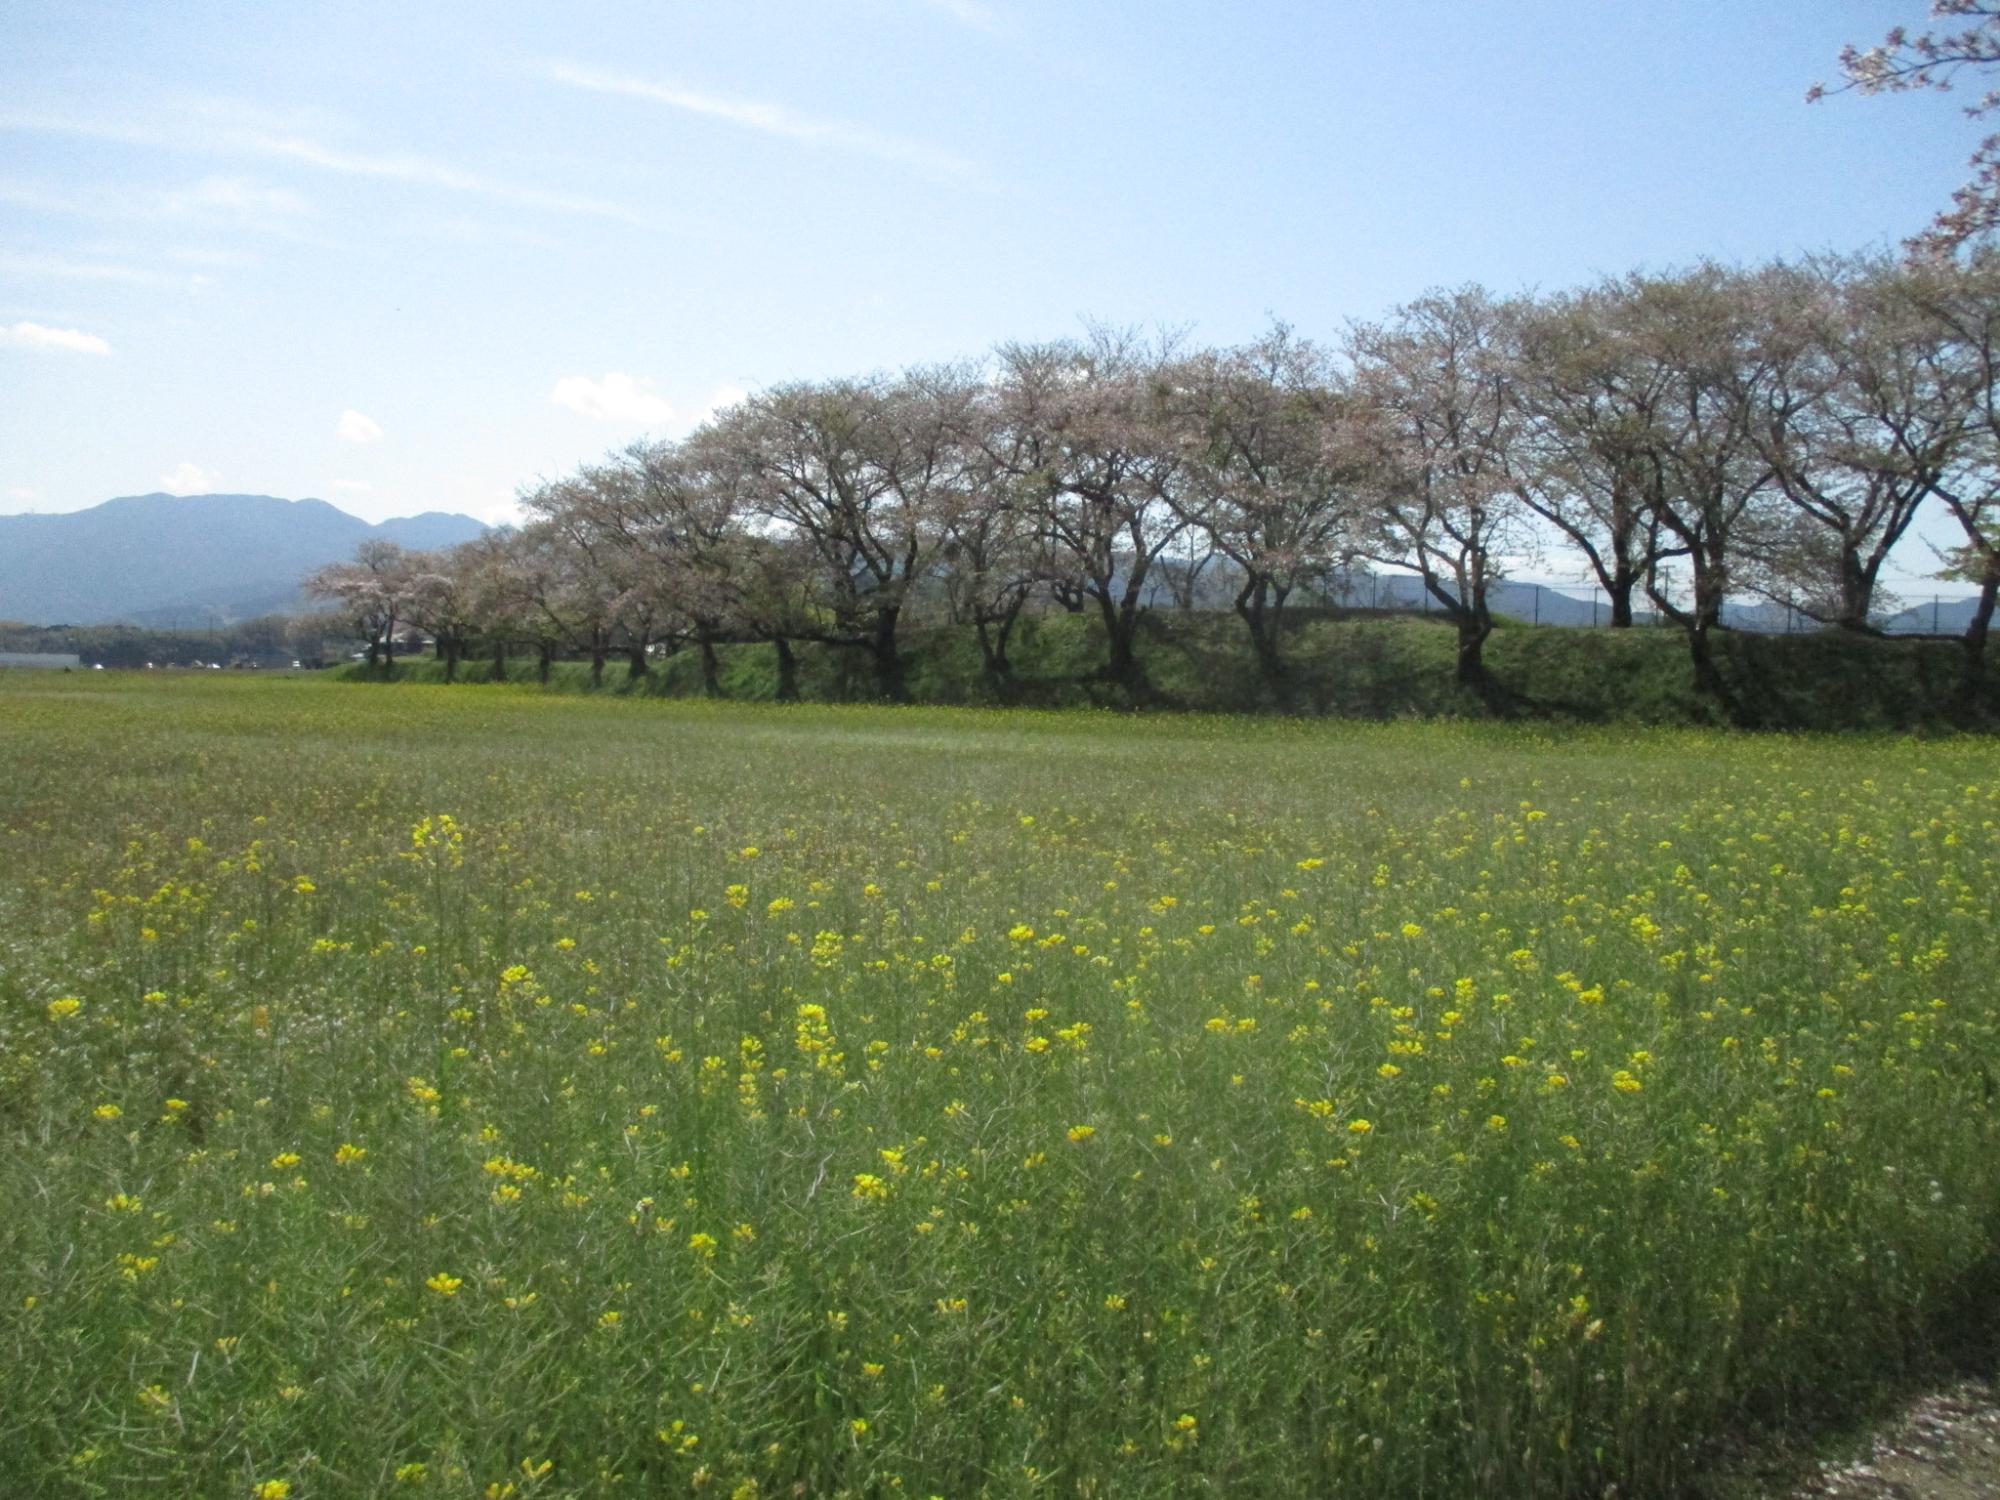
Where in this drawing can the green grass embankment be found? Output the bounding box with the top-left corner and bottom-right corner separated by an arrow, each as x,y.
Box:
340,610 -> 2000,731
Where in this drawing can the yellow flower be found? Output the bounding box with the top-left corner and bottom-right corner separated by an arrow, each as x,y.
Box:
46,997 -> 82,1020
254,1482 -> 292,1500
425,1272 -> 463,1297
1066,1124 -> 1096,1142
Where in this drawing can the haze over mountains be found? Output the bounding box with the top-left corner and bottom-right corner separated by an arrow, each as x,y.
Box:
0,494 -> 487,626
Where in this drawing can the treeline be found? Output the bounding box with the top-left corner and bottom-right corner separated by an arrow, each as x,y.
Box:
310,252 -> 2000,702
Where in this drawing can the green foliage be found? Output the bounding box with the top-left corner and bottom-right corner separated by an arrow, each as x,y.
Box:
3,674 -> 1999,1497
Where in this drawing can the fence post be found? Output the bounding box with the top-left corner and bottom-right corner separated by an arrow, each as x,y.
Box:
1533,586 -> 1540,625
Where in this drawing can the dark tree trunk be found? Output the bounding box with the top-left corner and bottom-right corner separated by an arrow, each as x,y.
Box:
871,606 -> 904,700
627,643 -> 649,680
1099,593 -> 1137,686
699,634 -> 721,697
1607,562 -> 1636,628
537,642 -> 553,684
1235,576 -> 1283,680
774,637 -> 798,701
443,638 -> 460,683
1962,563 -> 1999,710
1833,545 -> 1875,632
1094,565 -> 1149,690
1687,621 -> 1727,702
975,595 -> 1026,683
366,638 -> 380,669
1454,613 -> 1491,684
589,635 -> 607,688
491,640 -> 507,682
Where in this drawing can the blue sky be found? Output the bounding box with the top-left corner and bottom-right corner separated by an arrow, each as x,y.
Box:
0,0 -> 1981,587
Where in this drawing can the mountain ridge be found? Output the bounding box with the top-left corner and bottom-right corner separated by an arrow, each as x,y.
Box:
0,492 -> 487,626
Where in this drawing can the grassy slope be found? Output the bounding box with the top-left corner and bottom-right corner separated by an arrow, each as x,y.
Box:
346,610 -> 2000,731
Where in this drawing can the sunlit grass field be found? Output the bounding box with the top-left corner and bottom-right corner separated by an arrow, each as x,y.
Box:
3,672 -> 1998,1499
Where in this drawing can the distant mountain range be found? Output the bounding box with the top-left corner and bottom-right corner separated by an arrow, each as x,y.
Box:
0,493 -> 487,626
1331,574 -> 1980,635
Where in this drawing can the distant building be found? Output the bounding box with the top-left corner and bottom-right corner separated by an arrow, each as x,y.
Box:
0,651 -> 83,669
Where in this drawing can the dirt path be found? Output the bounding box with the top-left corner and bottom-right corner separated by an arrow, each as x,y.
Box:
1780,1381 -> 2000,1500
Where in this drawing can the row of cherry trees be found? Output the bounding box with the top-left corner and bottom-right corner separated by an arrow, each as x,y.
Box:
310,251 -> 2000,696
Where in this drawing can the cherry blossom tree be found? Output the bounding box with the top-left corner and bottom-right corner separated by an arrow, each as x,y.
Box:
1347,288 -> 1529,684
988,328 -> 1189,689
1171,325 -> 1367,679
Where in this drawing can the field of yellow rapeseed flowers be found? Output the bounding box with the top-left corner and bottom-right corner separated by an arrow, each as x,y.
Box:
3,672 -> 1998,1498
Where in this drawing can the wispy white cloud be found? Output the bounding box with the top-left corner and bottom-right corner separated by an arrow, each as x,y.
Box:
247,131 -> 641,220
0,180 -> 89,215
0,320 -> 111,354
163,245 -> 260,269
337,408 -> 384,444
911,0 -> 1004,34
690,383 -> 749,428
0,104 -> 642,223
160,461 -> 221,495
0,173 -> 310,227
550,62 -> 974,178
0,252 -> 184,286
157,174 -> 311,223
550,371 -> 676,426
